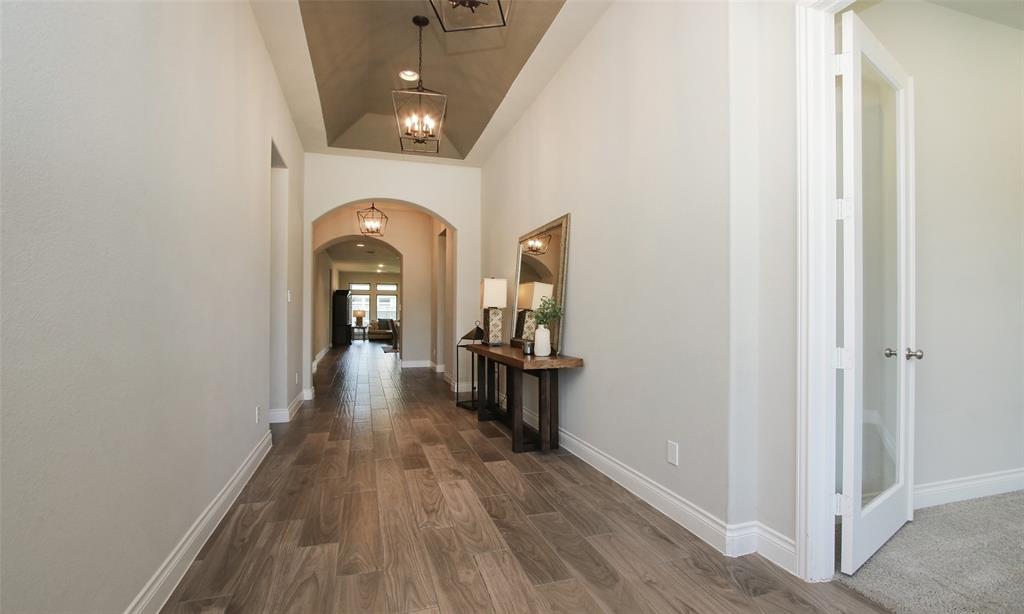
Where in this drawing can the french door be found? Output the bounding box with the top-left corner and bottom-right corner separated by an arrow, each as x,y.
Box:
838,10 -> 918,575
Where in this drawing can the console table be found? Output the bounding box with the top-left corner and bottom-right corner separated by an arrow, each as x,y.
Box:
466,345 -> 583,453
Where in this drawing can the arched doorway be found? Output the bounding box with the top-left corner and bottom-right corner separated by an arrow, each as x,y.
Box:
303,199 -> 457,400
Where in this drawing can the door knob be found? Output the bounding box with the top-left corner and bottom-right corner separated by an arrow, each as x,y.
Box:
883,348 -> 898,358
905,347 -> 924,360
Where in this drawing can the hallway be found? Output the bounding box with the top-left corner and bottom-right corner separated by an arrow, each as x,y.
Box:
161,342 -> 882,614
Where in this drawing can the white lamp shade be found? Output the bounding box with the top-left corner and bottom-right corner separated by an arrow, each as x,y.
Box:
353,310 -> 366,318
481,278 -> 508,308
517,282 -> 553,311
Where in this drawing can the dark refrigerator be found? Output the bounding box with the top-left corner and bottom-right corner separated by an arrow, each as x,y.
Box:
332,289 -> 352,346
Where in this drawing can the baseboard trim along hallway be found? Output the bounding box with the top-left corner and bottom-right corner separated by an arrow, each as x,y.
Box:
267,393 -> 303,423
124,431 -> 272,614
517,405 -> 799,575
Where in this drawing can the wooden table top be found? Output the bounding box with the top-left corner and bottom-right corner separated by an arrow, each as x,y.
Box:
467,343 -> 583,370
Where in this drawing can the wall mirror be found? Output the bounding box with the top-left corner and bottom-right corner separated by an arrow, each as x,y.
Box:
513,214 -> 570,353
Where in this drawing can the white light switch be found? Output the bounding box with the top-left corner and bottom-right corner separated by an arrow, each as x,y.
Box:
287,289 -> 292,303
667,440 -> 679,466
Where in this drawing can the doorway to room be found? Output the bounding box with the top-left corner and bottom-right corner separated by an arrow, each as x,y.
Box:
799,2 -> 1024,611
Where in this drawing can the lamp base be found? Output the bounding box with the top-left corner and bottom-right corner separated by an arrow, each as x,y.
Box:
483,307 -> 503,346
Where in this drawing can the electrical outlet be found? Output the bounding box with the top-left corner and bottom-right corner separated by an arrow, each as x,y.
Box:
287,289 -> 292,303
666,440 -> 679,466
256,405 -> 261,424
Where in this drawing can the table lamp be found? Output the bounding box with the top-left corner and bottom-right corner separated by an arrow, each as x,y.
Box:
353,310 -> 366,327
481,278 -> 507,346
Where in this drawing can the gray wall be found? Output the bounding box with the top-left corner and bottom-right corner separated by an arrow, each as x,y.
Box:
0,2 -> 305,612
481,0 -> 733,521
858,0 -> 1024,486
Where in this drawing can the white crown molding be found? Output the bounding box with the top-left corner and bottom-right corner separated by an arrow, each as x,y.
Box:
267,393 -> 303,423
914,467 -> 1024,510
124,430 -> 272,614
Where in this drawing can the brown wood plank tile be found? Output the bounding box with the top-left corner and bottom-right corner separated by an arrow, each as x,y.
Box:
485,460 -> 555,516
475,549 -> 547,614
439,480 -> 506,555
529,511 -> 652,614
337,490 -> 382,575
334,571 -> 387,614
421,526 -> 496,614
535,579 -> 606,614
406,467 -> 452,529
265,542 -> 338,614
458,429 -> 506,462
375,457 -> 411,510
317,440 -> 350,481
524,472 -> 615,537
450,450 -> 505,498
478,494 -> 570,586
300,479 -> 343,547
380,507 -> 438,613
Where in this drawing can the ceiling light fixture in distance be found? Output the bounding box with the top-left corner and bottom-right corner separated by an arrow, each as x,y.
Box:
399,69 -> 419,82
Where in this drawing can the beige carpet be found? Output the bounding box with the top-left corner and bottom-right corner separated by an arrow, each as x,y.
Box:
838,490 -> 1024,613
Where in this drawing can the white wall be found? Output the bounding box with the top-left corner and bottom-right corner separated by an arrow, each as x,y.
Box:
0,2 -> 305,612
313,249 -> 333,357
857,0 -> 1024,487
481,1 -> 733,523
302,153 -> 481,391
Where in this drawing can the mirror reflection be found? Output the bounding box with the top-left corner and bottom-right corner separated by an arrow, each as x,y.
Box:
513,215 -> 569,353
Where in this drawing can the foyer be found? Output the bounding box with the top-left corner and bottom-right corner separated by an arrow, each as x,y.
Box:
160,343 -> 880,614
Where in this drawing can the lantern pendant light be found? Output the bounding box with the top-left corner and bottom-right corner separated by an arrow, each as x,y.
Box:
392,16 -> 447,155
522,233 -> 550,256
429,0 -> 511,32
357,203 -> 388,237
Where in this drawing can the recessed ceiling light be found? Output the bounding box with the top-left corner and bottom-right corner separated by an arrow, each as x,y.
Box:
378,263 -> 385,267
399,69 -> 419,82
356,243 -> 365,247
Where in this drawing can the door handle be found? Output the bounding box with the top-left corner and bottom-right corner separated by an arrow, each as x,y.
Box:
883,348 -> 898,358
905,347 -> 924,360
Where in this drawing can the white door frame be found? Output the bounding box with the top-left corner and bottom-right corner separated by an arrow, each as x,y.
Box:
795,0 -> 857,582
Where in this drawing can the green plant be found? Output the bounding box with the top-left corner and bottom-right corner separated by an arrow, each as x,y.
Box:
534,296 -> 563,326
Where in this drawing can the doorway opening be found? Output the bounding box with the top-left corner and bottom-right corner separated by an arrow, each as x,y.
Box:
309,200 -> 457,378
800,2 -> 1024,611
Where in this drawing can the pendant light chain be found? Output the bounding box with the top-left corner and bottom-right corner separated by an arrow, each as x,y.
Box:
417,23 -> 424,91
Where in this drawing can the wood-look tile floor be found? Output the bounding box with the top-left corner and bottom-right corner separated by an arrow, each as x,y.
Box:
162,342 -> 887,614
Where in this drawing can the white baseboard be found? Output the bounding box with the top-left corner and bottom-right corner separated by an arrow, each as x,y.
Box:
434,363 -> 446,373
302,387 -> 314,401
267,393 -> 303,424
125,430 -> 272,614
914,467 -> 1024,509
401,360 -> 433,368
311,346 -> 329,373
517,404 -> 798,575
724,521 -> 798,574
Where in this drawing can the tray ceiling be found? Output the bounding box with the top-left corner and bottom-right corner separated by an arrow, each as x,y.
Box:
299,0 -> 565,159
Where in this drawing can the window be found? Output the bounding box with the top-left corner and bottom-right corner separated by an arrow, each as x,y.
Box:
376,295 -> 398,321
350,294 -> 370,325
349,283 -> 370,291
376,283 -> 398,292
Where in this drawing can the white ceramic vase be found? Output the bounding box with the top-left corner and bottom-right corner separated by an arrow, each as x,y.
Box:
535,324 -> 552,357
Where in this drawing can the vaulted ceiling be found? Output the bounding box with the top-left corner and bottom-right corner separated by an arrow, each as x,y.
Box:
298,0 -> 565,159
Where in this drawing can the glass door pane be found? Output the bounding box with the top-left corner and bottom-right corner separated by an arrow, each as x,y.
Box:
859,55 -> 899,508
